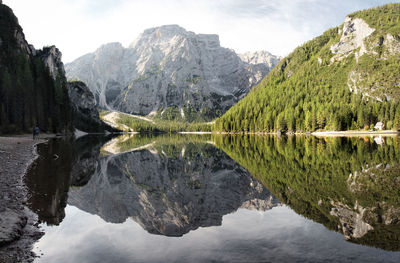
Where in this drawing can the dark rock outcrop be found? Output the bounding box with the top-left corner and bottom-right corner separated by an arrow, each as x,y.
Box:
67,81 -> 111,133
37,46 -> 112,133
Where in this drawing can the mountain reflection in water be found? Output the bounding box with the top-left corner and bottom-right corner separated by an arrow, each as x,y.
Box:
26,133 -> 400,263
27,134 -> 280,236
68,134 -> 280,236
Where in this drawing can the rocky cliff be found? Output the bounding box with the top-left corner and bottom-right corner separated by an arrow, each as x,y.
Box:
68,139 -> 281,236
65,25 -> 279,121
38,46 -> 65,80
36,46 -> 110,133
67,81 -> 112,132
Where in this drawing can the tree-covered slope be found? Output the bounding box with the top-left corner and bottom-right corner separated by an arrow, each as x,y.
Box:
214,4 -> 400,133
0,3 -> 73,134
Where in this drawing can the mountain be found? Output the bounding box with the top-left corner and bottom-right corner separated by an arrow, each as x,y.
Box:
239,51 -> 281,67
214,4 -> 400,133
0,3 -> 73,133
65,25 -> 279,121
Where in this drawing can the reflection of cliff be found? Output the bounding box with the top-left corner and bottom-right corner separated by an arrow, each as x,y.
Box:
70,135 -> 114,186
25,138 -> 75,225
68,139 -> 280,237
214,135 -> 400,251
25,135 -> 114,225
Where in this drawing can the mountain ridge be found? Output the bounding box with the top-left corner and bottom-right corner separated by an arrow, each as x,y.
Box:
65,25 -> 280,122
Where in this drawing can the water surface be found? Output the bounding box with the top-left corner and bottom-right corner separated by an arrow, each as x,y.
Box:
26,134 -> 400,262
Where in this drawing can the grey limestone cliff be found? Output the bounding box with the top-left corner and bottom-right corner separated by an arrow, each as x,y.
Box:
38,46 -> 65,80
66,25 -> 279,120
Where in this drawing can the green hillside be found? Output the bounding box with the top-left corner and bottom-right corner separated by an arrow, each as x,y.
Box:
214,4 -> 400,133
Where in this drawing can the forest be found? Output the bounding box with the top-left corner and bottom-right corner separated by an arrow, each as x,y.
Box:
214,4 -> 400,133
0,4 -> 73,134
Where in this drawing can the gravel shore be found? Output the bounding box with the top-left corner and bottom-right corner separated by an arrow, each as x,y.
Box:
0,136 -> 45,263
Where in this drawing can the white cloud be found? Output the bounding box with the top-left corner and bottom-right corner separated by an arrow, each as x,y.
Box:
3,0 -> 400,62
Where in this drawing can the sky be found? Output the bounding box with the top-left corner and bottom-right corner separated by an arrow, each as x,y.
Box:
3,0 -> 400,63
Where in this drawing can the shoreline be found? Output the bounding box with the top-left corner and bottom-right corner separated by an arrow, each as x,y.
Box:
206,130 -> 399,137
311,130 -> 399,137
0,135 -> 47,263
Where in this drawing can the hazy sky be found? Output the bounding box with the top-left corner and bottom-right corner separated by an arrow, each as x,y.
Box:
4,0 -> 400,63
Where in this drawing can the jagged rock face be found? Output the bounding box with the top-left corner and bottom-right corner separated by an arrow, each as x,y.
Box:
329,16 -> 400,101
67,81 -> 107,133
330,17 -> 375,62
239,51 -> 281,68
239,51 -> 281,85
65,25 -> 279,120
38,46 -> 64,80
68,144 -> 281,236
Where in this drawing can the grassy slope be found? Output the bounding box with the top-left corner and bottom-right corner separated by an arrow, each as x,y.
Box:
100,110 -> 212,133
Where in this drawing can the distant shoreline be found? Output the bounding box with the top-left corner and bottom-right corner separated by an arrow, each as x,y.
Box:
183,130 -> 400,137
312,130 -> 399,137
179,131 -> 213,134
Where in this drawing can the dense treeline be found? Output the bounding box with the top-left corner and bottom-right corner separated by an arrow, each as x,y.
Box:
214,4 -> 400,133
154,105 -> 217,123
214,135 -> 400,250
0,4 -> 73,134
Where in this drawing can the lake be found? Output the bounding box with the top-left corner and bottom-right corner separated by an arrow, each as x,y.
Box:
25,134 -> 400,262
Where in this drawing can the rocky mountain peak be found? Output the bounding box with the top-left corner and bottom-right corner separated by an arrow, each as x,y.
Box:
66,25 -> 280,120
96,42 -> 124,53
129,25 -> 192,50
239,50 -> 281,68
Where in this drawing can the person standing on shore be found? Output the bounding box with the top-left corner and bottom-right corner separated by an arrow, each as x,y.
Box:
33,126 -> 39,140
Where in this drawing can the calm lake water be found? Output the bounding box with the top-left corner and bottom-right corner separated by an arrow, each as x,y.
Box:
25,134 -> 400,263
